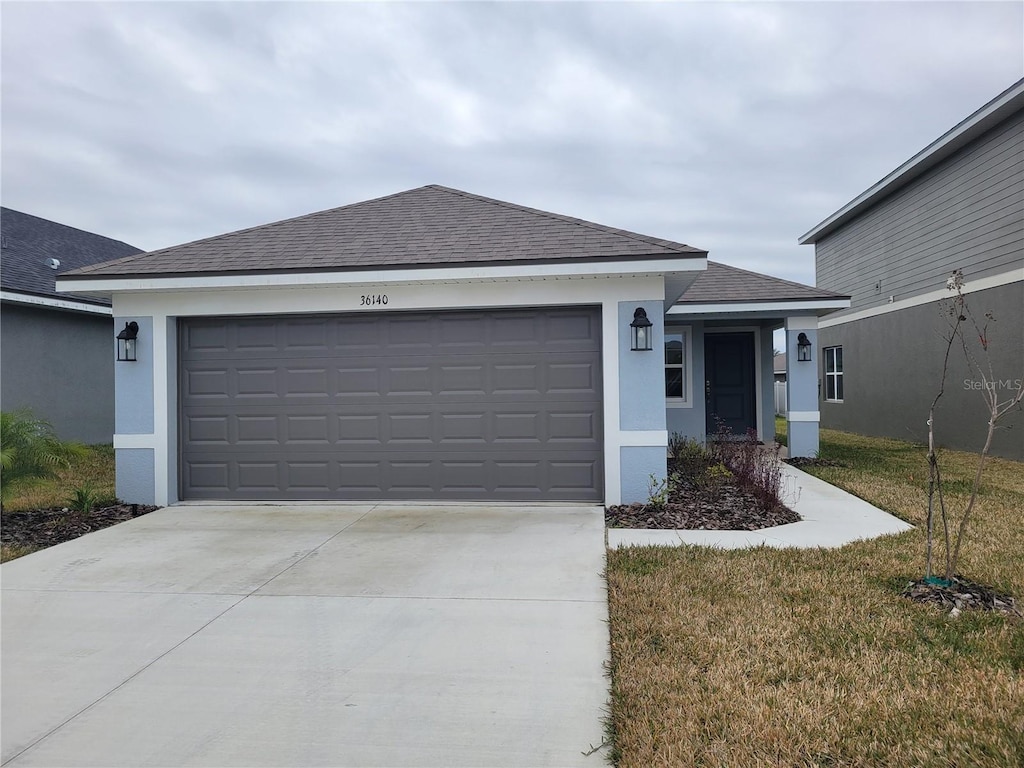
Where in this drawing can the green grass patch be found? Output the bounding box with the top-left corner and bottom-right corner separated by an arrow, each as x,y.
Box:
607,427 -> 1024,767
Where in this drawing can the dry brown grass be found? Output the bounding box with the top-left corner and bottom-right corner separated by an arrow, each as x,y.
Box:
607,427 -> 1024,767
1,444 -> 115,513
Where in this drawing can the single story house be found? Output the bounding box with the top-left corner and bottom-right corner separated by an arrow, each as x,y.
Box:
1,208 -> 142,443
58,186 -> 849,505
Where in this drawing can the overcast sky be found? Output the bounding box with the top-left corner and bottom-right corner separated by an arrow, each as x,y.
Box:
2,1 -> 1021,286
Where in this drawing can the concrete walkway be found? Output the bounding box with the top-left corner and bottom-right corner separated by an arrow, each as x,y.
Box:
2,504 -> 609,767
608,462 -> 914,549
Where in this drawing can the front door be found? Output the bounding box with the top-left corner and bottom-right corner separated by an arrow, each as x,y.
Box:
704,332 -> 756,437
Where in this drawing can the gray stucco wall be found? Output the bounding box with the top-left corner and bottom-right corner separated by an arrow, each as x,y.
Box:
819,281 -> 1023,460
1,302 -> 114,443
618,300 -> 667,504
621,446 -> 667,503
618,300 -> 666,431
816,109 -> 1023,313
666,320 -> 705,440
116,448 -> 156,504
113,315 -> 154,434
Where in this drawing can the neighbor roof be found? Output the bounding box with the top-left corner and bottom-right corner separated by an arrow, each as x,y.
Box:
1,208 -> 142,306
61,185 -> 705,281
678,261 -> 849,304
800,78 -> 1024,244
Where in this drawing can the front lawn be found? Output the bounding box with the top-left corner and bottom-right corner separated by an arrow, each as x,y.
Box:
606,427 -> 1024,767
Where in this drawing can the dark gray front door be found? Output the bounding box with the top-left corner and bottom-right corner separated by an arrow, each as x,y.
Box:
704,332 -> 756,437
179,308 -> 603,501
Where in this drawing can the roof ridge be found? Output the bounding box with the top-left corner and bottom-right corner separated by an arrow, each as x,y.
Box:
707,260 -> 848,298
427,185 -> 701,254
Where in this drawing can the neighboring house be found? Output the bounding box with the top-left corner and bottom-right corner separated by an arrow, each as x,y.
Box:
800,79 -> 1024,460
58,185 -> 848,506
773,354 -> 787,384
1,208 -> 142,443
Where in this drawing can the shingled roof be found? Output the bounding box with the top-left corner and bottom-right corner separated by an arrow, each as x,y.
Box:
678,261 -> 849,304
61,185 -> 705,281
1,208 -> 142,306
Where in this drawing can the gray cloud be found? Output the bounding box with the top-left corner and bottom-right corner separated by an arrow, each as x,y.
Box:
2,1 -> 1021,285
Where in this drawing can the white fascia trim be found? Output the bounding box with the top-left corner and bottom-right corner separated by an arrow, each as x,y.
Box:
787,411 -> 820,423
800,81 -> 1024,244
668,299 -> 849,315
57,257 -> 706,295
1,291 -> 112,315
113,433 -> 158,449
819,269 -> 1023,329
618,430 -> 669,447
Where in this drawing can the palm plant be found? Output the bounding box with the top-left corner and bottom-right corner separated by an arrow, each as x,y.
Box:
0,410 -> 83,508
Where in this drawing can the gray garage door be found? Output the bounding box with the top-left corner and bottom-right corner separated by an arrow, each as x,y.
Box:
179,307 -> 603,501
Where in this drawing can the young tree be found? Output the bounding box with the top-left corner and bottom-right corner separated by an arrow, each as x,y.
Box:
924,270 -> 1024,582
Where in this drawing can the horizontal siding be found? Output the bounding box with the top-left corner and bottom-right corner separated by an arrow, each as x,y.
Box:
818,281 -> 1023,461
816,109 -> 1024,312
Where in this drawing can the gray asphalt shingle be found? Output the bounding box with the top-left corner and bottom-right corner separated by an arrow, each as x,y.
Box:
61,185 -> 705,279
1,208 -> 142,305
679,261 -> 848,304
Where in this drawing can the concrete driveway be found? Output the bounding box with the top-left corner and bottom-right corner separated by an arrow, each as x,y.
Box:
1,503 -> 609,767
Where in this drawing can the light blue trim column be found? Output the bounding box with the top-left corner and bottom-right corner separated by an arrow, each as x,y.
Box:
785,315 -> 820,458
618,300 -> 667,503
113,315 -> 156,504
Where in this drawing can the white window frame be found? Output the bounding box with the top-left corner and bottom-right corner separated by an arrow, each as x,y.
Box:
664,325 -> 693,408
824,345 -> 843,402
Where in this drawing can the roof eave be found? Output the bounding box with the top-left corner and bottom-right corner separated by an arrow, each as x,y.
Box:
668,298 -> 851,317
57,254 -> 708,296
1,289 -> 113,315
799,78 -> 1024,245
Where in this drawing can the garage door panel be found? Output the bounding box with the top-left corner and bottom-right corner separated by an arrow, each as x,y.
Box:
236,415 -> 279,444
180,308 -> 602,500
183,403 -> 602,451
549,460 -> 601,494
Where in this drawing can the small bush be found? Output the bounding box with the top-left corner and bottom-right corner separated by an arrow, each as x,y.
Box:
645,473 -> 672,510
709,418 -> 784,509
66,485 -> 109,516
669,434 -> 716,477
1,410 -> 85,507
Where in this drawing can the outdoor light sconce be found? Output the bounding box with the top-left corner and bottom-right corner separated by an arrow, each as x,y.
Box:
797,332 -> 812,362
630,307 -> 653,351
116,321 -> 139,362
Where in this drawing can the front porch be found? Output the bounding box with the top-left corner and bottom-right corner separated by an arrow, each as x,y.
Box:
663,262 -> 851,456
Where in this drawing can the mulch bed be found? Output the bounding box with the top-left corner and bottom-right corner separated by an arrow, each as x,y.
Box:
903,576 -> 1020,617
1,504 -> 159,551
606,458 -> 800,531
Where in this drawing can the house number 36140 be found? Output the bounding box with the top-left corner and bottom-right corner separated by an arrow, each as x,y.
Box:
359,294 -> 388,306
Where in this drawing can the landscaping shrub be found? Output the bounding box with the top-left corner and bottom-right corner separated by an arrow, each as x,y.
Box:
709,419 -> 784,510
0,410 -> 84,508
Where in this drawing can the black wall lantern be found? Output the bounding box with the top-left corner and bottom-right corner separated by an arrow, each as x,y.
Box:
797,332 -> 812,362
630,307 -> 653,351
116,321 -> 139,362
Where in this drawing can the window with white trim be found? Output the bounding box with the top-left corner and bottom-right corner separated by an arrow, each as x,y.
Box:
665,329 -> 688,402
824,346 -> 843,402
